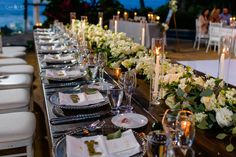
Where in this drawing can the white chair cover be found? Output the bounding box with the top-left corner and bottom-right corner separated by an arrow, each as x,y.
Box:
0,58 -> 27,66
0,65 -> 34,75
0,112 -> 35,142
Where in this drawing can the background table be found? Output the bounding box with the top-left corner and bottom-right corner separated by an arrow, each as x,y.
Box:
109,20 -> 161,48
178,59 -> 236,86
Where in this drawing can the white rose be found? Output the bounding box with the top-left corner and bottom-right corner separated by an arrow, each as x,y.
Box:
200,94 -> 217,111
217,91 -> 226,106
165,95 -> 176,108
215,107 -> 233,128
193,77 -> 205,87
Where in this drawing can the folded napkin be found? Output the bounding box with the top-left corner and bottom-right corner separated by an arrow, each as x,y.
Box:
45,69 -> 82,79
66,129 -> 141,157
106,129 -> 141,157
44,54 -> 74,62
58,91 -> 105,106
66,135 -> 109,157
40,45 -> 66,52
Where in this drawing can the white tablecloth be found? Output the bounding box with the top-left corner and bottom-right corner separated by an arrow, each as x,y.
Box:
109,20 -> 161,48
178,59 -> 236,86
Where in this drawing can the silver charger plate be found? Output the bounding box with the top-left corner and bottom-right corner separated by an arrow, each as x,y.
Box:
54,130 -> 146,157
49,90 -> 109,110
43,70 -> 87,82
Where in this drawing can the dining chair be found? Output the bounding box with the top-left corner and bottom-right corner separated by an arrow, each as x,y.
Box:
0,74 -> 32,90
0,65 -> 34,75
0,111 -> 36,157
206,22 -> 223,54
0,88 -> 30,113
193,19 -> 209,50
0,51 -> 26,59
0,58 -> 27,66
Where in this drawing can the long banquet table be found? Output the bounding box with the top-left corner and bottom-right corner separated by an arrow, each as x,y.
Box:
109,20 -> 161,48
33,29 -> 236,157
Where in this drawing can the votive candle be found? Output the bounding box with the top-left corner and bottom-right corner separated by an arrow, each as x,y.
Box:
181,120 -> 191,136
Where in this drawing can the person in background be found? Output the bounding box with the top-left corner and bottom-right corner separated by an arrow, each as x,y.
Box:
219,7 -> 231,25
198,9 -> 210,34
210,8 -> 221,23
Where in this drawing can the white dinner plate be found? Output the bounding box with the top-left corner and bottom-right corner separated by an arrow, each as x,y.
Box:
111,113 -> 148,129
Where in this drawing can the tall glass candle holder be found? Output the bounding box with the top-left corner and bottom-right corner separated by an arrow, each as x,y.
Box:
140,20 -> 146,46
70,12 -> 76,23
113,15 -> 119,33
218,36 -> 233,84
150,38 -> 165,106
98,12 -> 103,27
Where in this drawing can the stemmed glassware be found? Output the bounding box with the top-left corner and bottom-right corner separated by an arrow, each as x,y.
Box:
87,53 -> 99,83
175,110 -> 195,149
97,52 -> 108,90
162,109 -> 195,157
122,70 -> 136,112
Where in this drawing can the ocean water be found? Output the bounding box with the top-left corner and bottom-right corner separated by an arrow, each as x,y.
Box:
0,0 -> 46,29
0,0 -> 167,30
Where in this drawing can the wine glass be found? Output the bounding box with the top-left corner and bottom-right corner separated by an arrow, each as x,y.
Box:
123,70 -> 136,112
162,109 -> 179,145
107,88 -> 124,115
98,52 -> 107,89
87,53 -> 99,83
175,110 -> 195,149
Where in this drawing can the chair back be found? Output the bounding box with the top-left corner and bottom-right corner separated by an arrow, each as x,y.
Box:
208,22 -> 223,41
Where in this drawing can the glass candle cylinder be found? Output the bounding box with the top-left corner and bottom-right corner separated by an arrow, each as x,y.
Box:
218,36 -> 233,84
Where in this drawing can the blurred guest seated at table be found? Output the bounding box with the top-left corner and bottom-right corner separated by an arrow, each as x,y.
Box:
198,9 -> 210,34
219,7 -> 231,25
210,8 -> 221,23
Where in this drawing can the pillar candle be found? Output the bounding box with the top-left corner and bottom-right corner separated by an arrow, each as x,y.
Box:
99,17 -> 103,27
141,27 -> 145,46
114,20 -> 118,33
154,48 -> 160,95
219,52 -> 225,79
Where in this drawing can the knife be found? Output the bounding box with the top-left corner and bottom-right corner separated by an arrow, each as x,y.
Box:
50,111 -> 111,125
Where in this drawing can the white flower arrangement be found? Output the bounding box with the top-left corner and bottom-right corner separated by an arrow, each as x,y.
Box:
169,0 -> 178,13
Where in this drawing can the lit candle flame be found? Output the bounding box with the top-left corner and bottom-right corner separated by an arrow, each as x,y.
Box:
115,68 -> 121,78
181,120 -> 191,136
134,12 -> 137,16
117,11 -> 120,15
155,47 -> 161,55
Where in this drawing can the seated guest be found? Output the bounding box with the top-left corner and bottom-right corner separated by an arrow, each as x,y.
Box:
219,7 -> 231,25
210,8 -> 221,23
198,9 -> 210,34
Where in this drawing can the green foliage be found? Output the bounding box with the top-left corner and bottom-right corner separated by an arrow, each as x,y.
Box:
216,133 -> 228,140
226,144 -> 235,152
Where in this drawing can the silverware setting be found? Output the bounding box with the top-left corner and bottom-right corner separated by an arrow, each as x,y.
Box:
50,111 -> 111,125
53,120 -> 105,138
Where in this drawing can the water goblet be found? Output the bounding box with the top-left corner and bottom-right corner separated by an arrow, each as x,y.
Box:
175,110 -> 195,149
162,109 -> 180,146
107,88 -> 124,115
88,53 -> 98,83
98,52 -> 107,89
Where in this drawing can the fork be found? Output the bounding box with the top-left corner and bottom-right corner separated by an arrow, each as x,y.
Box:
53,120 -> 100,134
53,120 -> 105,138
